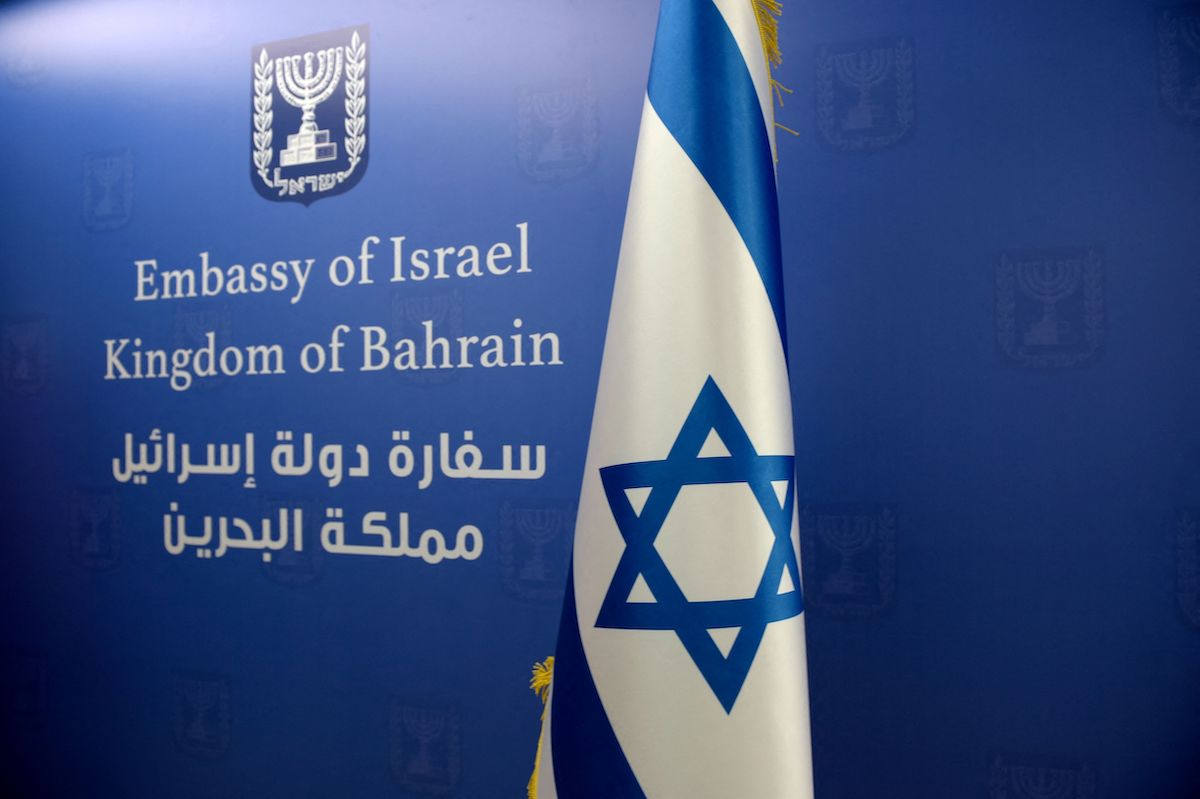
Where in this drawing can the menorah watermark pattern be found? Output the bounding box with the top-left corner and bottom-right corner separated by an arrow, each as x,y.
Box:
497,500 -> 573,602
817,37 -> 915,151
251,26 -> 368,204
1,316 -> 49,395
173,302 -> 233,392
517,78 -> 600,181
799,503 -> 896,617
1159,6 -> 1200,126
996,247 -> 1105,368
172,672 -> 231,758
990,754 -> 1097,799
389,700 -> 461,795
390,289 -> 466,386
68,488 -> 121,571
260,494 -> 322,586
83,148 -> 133,232
1175,509 -> 1200,629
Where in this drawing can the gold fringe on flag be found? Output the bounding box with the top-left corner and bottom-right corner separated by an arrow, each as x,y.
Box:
751,0 -> 784,70
751,0 -> 799,139
527,656 -> 555,799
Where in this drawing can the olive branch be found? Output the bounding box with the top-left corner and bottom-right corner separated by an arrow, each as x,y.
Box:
337,30 -> 366,183
252,48 -> 274,188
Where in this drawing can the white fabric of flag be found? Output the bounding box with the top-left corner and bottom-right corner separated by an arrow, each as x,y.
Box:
534,1 -> 814,796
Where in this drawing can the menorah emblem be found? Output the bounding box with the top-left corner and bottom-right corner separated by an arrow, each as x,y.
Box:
1,317 -> 47,395
801,504 -> 896,616
173,673 -> 230,757
1159,10 -> 1200,124
817,38 -> 914,151
1177,15 -> 1200,114
90,156 -> 124,216
392,290 -> 464,385
400,293 -> 455,328
517,79 -> 599,180
82,149 -> 132,231
533,88 -> 581,165
70,489 -> 120,570
260,496 -> 321,586
390,700 -> 460,791
1016,256 -> 1081,347
516,507 -> 564,582
402,708 -> 445,776
276,47 -> 344,166
816,513 -> 874,596
499,501 -> 572,602
834,48 -> 892,130
4,324 -> 41,382
996,248 -> 1104,368
251,26 -> 368,203
183,682 -> 217,742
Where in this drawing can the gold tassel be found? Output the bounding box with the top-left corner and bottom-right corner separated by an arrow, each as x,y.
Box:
751,0 -> 799,142
527,657 -> 555,799
751,0 -> 784,71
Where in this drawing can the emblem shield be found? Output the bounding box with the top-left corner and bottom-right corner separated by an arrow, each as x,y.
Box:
800,503 -> 897,617
1,316 -> 49,395
517,78 -> 600,181
817,37 -> 915,151
389,700 -> 461,795
497,500 -> 572,603
83,148 -> 133,231
69,488 -> 121,571
995,247 -> 1105,369
251,26 -> 369,205
1159,6 -> 1200,126
173,672 -> 232,758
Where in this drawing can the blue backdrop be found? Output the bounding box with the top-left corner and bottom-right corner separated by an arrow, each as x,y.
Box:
1,0 -> 1198,797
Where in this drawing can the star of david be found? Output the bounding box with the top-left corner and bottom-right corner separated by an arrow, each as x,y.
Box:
595,376 -> 804,712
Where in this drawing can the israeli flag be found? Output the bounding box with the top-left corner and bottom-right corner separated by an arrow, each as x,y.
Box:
533,1 -> 814,796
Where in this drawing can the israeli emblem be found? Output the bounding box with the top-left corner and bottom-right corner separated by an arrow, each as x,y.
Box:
990,754 -> 1097,799
69,488 -> 121,571
173,302 -> 232,392
817,37 -> 915,151
83,148 -> 133,232
498,500 -> 572,603
1,316 -> 49,396
260,494 -> 322,586
996,247 -> 1104,369
1175,509 -> 1200,629
517,78 -> 600,181
173,672 -> 231,758
1158,6 -> 1200,126
799,503 -> 896,618
251,26 -> 368,204
389,700 -> 461,795
390,289 -> 465,386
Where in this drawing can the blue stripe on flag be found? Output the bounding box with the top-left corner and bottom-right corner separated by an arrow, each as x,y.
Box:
550,567 -> 646,798
646,0 -> 788,345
